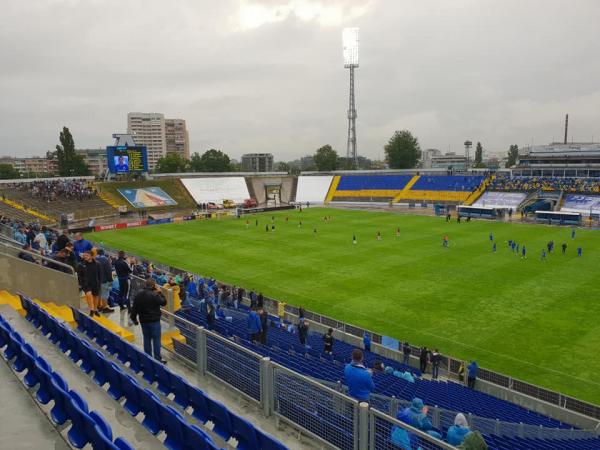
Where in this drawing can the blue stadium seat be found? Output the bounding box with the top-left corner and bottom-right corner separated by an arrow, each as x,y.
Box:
120,373 -> 143,417
170,372 -> 191,408
20,342 -> 39,388
257,430 -> 289,450
231,414 -> 259,450
185,423 -> 219,450
56,322 -> 71,353
138,351 -> 157,383
90,350 -> 109,386
152,358 -> 172,395
140,388 -> 163,434
206,397 -> 233,440
113,335 -> 130,365
76,339 -> 95,374
160,404 -> 186,450
49,373 -> 70,425
65,329 -> 83,363
33,356 -> 53,404
69,389 -> 89,413
0,319 -> 10,348
113,437 -> 136,450
66,396 -> 91,448
105,360 -> 125,400
125,343 -> 142,372
85,411 -> 113,450
9,332 -> 27,371
189,386 -> 210,424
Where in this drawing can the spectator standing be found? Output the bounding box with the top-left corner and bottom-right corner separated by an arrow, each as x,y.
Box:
363,332 -> 371,352
467,361 -> 479,389
419,347 -> 429,373
73,232 -> 93,261
259,308 -> 269,345
323,328 -> 334,354
246,306 -> 262,343
402,342 -> 411,365
344,349 -> 375,403
206,302 -> 215,330
298,319 -> 309,347
95,249 -> 114,313
78,251 -> 101,317
257,292 -> 264,308
34,227 -> 48,252
431,349 -> 441,379
114,251 -> 132,310
56,229 -> 70,251
130,279 -> 167,363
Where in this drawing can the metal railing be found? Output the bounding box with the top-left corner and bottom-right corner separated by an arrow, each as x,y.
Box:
154,305 -> 455,450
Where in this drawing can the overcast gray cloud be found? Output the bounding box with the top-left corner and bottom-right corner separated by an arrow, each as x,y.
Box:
1,0 -> 599,160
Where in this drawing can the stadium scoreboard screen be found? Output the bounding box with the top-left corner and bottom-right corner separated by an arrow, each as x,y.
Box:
106,146 -> 148,174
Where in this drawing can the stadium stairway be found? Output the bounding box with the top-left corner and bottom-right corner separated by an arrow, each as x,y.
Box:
96,187 -> 122,210
392,175 -> 420,203
9,294 -> 297,449
323,175 -> 340,204
0,196 -> 52,222
463,174 -> 494,206
0,199 -> 46,223
0,306 -> 159,449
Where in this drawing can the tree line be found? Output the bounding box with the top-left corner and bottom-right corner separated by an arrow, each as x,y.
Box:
0,127 -> 523,180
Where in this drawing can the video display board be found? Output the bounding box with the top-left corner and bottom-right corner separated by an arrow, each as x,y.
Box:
106,146 -> 148,173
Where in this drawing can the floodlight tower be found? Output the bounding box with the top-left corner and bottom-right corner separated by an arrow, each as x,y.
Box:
343,28 -> 359,167
464,140 -> 472,168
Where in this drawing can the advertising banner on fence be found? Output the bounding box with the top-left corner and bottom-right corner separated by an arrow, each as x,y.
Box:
117,187 -> 178,209
147,218 -> 173,226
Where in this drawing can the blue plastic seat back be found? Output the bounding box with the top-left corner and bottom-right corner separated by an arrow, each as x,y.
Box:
77,339 -> 95,374
139,388 -> 162,435
6,331 -> 24,362
188,387 -> 210,423
21,343 -> 39,387
257,430 -> 289,450
65,330 -> 82,363
49,376 -> 70,425
206,397 -> 233,440
114,437 -> 136,450
170,373 -> 190,408
160,405 -> 186,450
91,350 -> 109,386
93,425 -> 117,450
33,357 -> 53,404
85,411 -> 113,450
126,345 -> 141,372
66,397 -> 91,448
0,320 -> 10,347
185,424 -> 215,450
152,358 -> 172,395
113,336 -> 130,364
103,328 -> 119,355
105,361 -> 125,400
56,322 -> 71,352
138,351 -> 156,383
69,389 -> 89,413
120,374 -> 142,417
231,414 -> 259,450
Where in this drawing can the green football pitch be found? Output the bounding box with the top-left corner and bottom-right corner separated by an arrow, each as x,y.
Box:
92,207 -> 600,405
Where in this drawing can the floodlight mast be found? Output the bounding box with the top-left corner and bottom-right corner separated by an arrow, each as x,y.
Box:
343,28 -> 359,167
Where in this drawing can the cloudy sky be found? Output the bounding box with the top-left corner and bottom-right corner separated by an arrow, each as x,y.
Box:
1,0 -> 600,160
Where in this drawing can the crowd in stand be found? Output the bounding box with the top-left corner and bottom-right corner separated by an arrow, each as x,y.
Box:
6,179 -> 98,201
489,176 -> 600,193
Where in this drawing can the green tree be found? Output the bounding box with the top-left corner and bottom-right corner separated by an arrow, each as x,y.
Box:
313,145 -> 338,171
276,161 -> 291,173
189,149 -> 232,172
475,142 -> 483,165
0,164 -> 20,180
155,153 -> 189,173
384,130 -> 421,169
506,144 -> 519,168
55,127 -> 89,176
473,141 -> 486,168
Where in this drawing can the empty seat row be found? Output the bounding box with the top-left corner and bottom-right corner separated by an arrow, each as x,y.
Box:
20,296 -> 287,450
0,313 -> 134,450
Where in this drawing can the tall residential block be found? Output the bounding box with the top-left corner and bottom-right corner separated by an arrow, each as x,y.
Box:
127,112 -> 166,170
165,119 -> 190,160
241,153 -> 274,172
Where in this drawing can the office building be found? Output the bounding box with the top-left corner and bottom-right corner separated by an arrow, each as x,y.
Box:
241,153 -> 274,172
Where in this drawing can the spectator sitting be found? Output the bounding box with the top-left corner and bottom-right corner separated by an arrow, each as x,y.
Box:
458,429 -> 488,449
50,249 -> 72,273
18,244 -> 37,263
397,397 -> 442,440
344,349 -> 375,403
447,413 -> 471,446
372,360 -> 385,373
